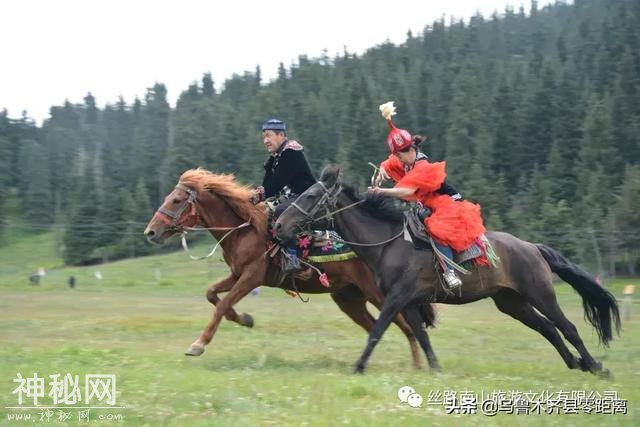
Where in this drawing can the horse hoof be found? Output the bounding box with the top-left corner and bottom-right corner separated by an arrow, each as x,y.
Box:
185,344 -> 205,356
594,367 -> 612,379
430,363 -> 442,373
568,357 -> 580,370
577,358 -> 591,372
599,368 -> 612,379
353,365 -> 366,374
241,313 -> 254,328
589,360 -> 603,372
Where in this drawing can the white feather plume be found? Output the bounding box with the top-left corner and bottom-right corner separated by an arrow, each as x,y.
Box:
379,101 -> 396,120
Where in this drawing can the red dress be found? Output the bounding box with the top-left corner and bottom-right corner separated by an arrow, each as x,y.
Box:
380,155 -> 486,252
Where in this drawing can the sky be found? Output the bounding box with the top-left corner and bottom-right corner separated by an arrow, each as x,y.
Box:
1,0 -> 556,124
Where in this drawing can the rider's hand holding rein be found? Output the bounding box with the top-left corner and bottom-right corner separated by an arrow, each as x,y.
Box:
249,187 -> 265,205
367,186 -> 416,198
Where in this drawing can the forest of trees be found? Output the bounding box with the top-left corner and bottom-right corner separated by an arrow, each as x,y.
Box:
1,0 -> 639,276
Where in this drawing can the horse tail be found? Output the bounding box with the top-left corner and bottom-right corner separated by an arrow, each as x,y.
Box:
535,243 -> 621,346
419,302 -> 437,329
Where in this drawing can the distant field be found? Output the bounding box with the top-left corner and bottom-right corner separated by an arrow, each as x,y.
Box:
1,231 -> 639,426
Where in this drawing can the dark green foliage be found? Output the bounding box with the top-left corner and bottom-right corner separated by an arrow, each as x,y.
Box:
24,141 -> 53,227
0,111 -> 10,238
611,165 -> 640,275
116,178 -> 154,259
63,170 -> 100,265
3,0 -> 640,272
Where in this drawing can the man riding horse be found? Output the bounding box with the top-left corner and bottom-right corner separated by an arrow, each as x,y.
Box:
249,118 -> 315,272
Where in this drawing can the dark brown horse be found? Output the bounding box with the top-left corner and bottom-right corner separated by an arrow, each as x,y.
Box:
143,169 -> 437,369
275,165 -> 621,376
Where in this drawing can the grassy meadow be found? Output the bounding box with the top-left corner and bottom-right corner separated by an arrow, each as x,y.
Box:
0,229 -> 639,426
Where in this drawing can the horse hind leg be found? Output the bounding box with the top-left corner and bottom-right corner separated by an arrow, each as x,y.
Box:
342,262 -> 424,369
401,303 -> 441,372
389,311 -> 426,371
205,274 -> 254,328
492,289 -> 581,371
528,292 -> 609,376
330,286 -> 375,332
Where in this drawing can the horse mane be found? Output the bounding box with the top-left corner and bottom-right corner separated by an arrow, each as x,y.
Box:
341,183 -> 406,223
178,168 -> 267,237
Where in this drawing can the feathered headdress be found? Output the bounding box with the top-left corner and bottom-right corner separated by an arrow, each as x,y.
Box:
379,101 -> 412,153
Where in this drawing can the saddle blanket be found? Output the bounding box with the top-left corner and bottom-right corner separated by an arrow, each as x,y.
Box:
296,230 -> 358,263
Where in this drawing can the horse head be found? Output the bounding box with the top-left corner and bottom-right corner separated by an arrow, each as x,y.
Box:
275,164 -> 342,243
145,169 -> 268,245
144,183 -> 201,244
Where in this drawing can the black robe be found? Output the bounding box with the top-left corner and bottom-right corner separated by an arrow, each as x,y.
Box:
262,140 -> 315,198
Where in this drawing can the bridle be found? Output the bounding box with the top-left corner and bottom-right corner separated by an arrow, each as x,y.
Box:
289,180 -> 405,247
290,180 -> 349,230
155,183 -> 200,231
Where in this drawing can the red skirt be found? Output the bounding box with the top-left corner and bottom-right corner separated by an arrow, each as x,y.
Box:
424,195 -> 486,252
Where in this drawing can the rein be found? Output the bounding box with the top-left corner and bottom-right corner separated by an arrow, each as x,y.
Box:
331,225 -> 406,247
290,180 -> 405,248
180,221 -> 251,261
292,199 -> 367,223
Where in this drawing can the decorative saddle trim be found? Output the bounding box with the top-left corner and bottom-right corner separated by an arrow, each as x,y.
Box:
296,230 -> 357,263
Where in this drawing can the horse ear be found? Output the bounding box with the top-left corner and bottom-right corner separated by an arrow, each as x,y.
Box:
320,164 -> 341,186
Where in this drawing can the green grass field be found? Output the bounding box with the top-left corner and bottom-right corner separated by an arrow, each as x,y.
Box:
1,231 -> 639,426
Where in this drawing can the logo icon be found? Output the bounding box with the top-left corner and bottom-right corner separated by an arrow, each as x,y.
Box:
398,385 -> 423,408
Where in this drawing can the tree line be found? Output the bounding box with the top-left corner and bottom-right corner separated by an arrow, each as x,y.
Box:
1,0 -> 639,276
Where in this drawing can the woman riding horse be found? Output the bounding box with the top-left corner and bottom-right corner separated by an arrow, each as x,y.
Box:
274,116 -> 620,375
370,101 -> 486,289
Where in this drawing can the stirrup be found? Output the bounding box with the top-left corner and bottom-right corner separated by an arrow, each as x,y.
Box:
282,250 -> 303,274
442,270 -> 462,289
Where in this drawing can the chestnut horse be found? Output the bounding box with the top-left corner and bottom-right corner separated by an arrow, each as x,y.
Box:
144,169 -> 438,369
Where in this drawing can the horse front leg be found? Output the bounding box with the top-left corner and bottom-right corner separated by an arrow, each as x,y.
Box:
206,274 -> 254,328
357,286 -> 424,370
186,269 -> 262,356
354,283 -> 414,373
341,260 -> 424,369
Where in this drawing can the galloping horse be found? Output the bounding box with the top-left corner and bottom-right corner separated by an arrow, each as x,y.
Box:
275,165 -> 621,376
143,168 -> 436,369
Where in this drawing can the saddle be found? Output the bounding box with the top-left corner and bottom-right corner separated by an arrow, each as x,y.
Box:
403,206 -> 485,265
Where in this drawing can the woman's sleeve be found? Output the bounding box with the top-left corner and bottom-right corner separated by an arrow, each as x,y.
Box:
395,161 -> 447,193
380,155 -> 406,182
